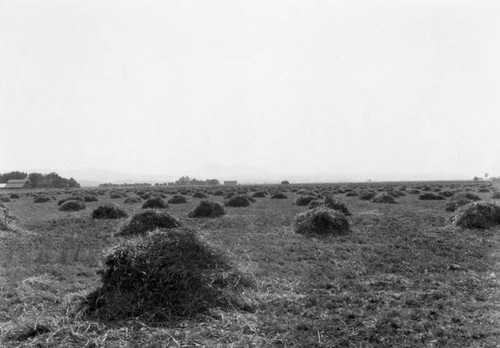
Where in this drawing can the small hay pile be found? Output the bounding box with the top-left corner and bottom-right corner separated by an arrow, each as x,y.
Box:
83,228 -> 254,321
419,193 -> 445,201
294,207 -> 350,236
451,201 -> 500,229
252,191 -> 267,198
224,195 -> 252,208
371,193 -> 397,204
33,195 -> 52,203
188,200 -> 225,218
83,194 -> 99,202
123,196 -> 143,204
117,210 -> 182,237
59,200 -> 86,212
91,203 -> 128,219
142,197 -> 169,209
167,195 -> 188,204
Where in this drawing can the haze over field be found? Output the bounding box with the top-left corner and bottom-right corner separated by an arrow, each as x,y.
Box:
1,1 -> 499,183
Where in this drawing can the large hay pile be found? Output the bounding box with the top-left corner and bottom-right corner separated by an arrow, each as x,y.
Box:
117,210 -> 182,237
294,207 -> 350,236
83,228 -> 254,321
452,202 -> 500,229
91,203 -> 128,219
188,200 -> 225,218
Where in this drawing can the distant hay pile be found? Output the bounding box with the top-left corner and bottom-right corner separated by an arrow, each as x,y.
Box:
117,210 -> 182,237
418,193 -> 445,201
359,191 -> 377,201
294,207 -> 350,236
188,200 -> 225,218
59,200 -> 86,212
91,203 -> 128,219
224,195 -> 252,208
451,202 -> 500,229
83,228 -> 254,321
294,195 -> 317,206
124,196 -> 143,204
270,192 -> 288,199
142,197 -> 169,209
371,193 -> 397,204
192,192 -> 208,199
252,191 -> 267,198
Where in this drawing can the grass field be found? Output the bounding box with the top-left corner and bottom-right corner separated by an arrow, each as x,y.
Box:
1,181 -> 500,347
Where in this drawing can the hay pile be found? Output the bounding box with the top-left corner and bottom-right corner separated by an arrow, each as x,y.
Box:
491,192 -> 500,199
188,200 -> 225,218
359,191 -> 377,200
419,193 -> 445,200
167,195 -> 188,204
91,203 -> 128,219
83,194 -> 99,202
224,195 -> 252,208
142,197 -> 169,209
124,196 -> 143,204
270,192 -> 288,199
371,193 -> 397,204
308,196 -> 352,216
445,193 -> 481,212
0,195 -> 11,202
294,207 -> 350,236
58,196 -> 84,206
117,210 -> 182,237
192,192 -> 208,199
294,195 -> 317,206
252,191 -> 267,198
452,202 -> 500,229
59,200 -> 86,212
33,195 -> 52,203
83,228 -> 254,321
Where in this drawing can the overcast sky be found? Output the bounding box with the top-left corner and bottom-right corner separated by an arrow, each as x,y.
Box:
1,0 -> 499,181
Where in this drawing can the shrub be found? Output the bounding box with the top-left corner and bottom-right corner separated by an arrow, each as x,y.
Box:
124,196 -> 143,204
419,193 -> 445,201
270,192 -> 288,199
91,203 -> 128,219
142,197 -> 169,209
371,193 -> 397,204
295,195 -> 316,206
117,210 -> 182,237
225,195 -> 252,208
59,200 -> 86,212
83,229 -> 254,321
294,207 -> 350,236
452,202 -> 500,229
167,195 -> 188,204
188,200 -> 225,218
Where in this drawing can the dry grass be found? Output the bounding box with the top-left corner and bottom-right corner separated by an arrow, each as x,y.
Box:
1,182 -> 500,347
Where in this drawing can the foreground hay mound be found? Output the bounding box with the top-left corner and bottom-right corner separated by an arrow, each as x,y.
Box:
188,200 -> 225,218
59,200 -> 86,212
117,210 -> 182,237
91,203 -> 128,219
142,196 -> 169,209
225,195 -> 252,207
294,207 -> 350,236
452,202 -> 500,229
83,229 -> 254,321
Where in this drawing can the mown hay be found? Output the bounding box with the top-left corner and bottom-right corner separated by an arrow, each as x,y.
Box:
167,195 -> 188,204
188,200 -> 225,218
224,195 -> 252,208
91,203 -> 128,219
142,197 -> 169,209
419,193 -> 445,201
59,200 -> 86,212
452,202 -> 500,229
371,193 -> 397,204
83,228 -> 254,321
117,210 -> 182,237
294,207 -> 350,236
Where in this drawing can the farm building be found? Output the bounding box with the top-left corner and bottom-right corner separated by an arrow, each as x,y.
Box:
1,179 -> 31,189
224,180 -> 237,186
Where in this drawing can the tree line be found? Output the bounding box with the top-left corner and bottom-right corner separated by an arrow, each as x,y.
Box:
0,171 -> 80,188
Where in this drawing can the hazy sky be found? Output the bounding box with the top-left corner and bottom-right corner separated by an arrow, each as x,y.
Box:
1,0 -> 499,181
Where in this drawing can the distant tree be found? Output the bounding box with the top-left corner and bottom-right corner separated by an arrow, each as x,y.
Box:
205,179 -> 220,186
28,172 -> 45,188
175,176 -> 190,185
281,180 -> 290,185
485,173 -> 489,180
0,171 -> 28,183
68,177 -> 80,188
473,176 -> 479,181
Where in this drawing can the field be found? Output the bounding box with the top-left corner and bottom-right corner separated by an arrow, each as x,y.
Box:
1,181 -> 500,347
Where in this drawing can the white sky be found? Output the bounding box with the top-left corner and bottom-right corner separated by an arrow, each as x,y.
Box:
1,0 -> 499,181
